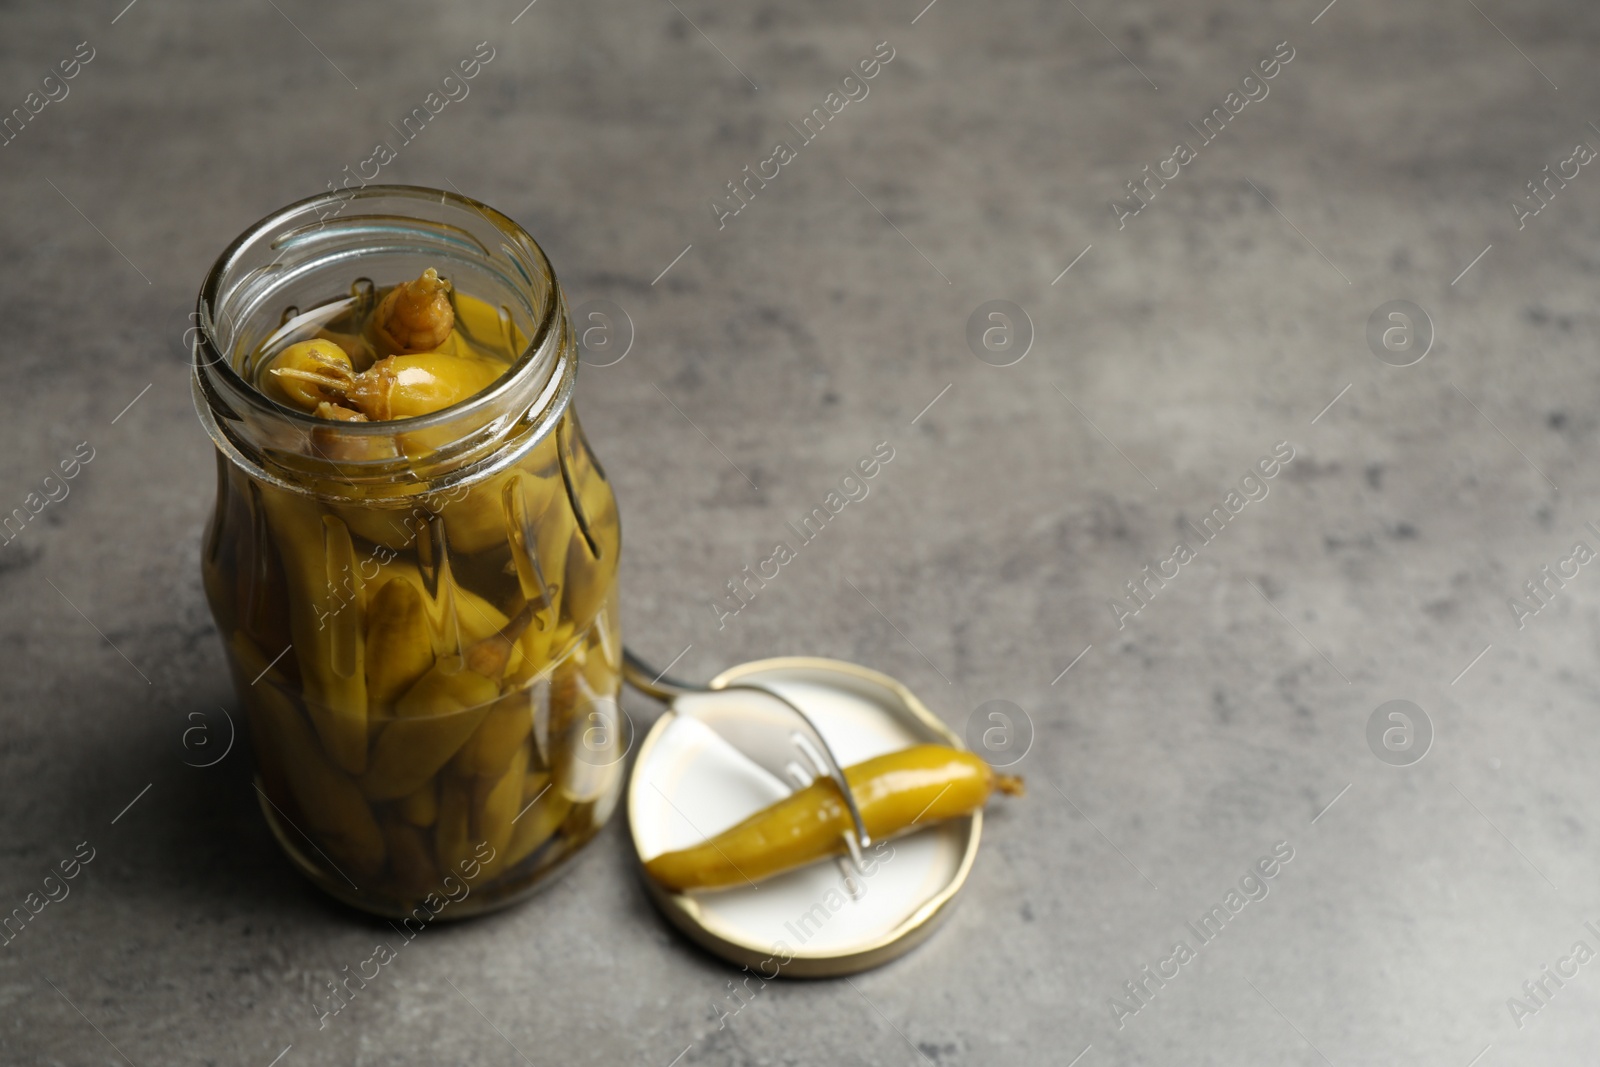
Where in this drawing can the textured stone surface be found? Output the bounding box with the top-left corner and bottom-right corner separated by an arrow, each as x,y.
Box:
3,0 -> 1600,1063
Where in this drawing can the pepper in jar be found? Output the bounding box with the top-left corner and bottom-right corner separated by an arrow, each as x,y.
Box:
373,266 -> 456,355
264,268 -> 507,422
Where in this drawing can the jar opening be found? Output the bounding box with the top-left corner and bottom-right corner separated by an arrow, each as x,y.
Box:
193,186 -> 573,499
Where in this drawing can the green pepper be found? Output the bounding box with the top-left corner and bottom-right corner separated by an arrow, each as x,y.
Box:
644,744 -> 1023,891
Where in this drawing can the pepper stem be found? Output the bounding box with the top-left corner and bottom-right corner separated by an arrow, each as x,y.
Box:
269,366 -> 354,392
464,601 -> 537,679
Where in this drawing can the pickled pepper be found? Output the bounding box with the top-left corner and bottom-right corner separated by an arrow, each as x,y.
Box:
264,268 -> 506,422
644,745 -> 1024,892
373,266 -> 455,354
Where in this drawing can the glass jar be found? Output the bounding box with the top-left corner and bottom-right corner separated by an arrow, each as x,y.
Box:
192,186 -> 623,919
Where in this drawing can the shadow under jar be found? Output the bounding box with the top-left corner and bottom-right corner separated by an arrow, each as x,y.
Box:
192,186 -> 623,919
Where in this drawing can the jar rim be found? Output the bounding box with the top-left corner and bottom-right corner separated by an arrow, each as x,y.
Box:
192,185 -> 574,497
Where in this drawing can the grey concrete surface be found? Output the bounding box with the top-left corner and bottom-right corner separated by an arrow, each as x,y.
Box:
3,0 -> 1600,1063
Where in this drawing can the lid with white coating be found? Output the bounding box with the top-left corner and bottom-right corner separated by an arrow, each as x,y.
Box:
624,656 -> 985,978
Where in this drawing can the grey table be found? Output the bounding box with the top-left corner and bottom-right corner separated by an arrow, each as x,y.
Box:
3,0 -> 1598,1063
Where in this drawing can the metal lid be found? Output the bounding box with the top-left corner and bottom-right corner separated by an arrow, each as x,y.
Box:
626,657 -> 981,978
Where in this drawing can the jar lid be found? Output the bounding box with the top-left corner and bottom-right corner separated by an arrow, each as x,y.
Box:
626,657 -> 982,978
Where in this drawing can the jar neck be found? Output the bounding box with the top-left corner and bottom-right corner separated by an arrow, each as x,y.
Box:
190,186 -> 573,500
193,322 -> 574,499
